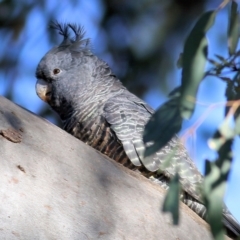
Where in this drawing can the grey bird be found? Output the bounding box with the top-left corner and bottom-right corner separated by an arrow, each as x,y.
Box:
35,22 -> 240,238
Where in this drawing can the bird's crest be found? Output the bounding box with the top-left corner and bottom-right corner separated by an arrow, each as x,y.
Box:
50,21 -> 91,52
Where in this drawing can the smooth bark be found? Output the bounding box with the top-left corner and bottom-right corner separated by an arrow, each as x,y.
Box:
0,96 -> 217,240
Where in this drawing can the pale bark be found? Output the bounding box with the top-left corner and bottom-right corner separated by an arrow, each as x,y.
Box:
0,96 -> 218,239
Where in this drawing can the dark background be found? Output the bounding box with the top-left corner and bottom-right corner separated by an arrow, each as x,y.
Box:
0,0 -> 239,221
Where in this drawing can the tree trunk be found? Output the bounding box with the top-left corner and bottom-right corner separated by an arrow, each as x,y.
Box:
0,96 -> 221,239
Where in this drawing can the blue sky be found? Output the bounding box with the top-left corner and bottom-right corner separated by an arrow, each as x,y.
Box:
1,0 -> 240,223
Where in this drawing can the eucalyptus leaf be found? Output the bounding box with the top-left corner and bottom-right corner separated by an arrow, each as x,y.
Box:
203,161 -> 227,240
208,117 -> 234,151
144,97 -> 182,157
203,137 -> 233,240
225,79 -> 235,116
180,11 -> 216,119
162,173 -> 180,225
228,1 -> 239,55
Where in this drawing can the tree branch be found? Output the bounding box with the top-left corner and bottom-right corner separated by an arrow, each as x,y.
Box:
0,96 -> 225,239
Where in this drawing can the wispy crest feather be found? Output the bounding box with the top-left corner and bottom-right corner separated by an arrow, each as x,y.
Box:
50,21 -> 91,52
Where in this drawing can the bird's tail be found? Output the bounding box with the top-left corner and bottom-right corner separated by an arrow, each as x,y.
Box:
149,175 -> 240,239
183,193 -> 240,239
222,207 -> 240,239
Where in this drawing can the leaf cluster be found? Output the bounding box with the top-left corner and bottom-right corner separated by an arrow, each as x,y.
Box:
143,1 -> 240,238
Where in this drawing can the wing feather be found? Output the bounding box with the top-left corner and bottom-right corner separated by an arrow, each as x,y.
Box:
104,93 -> 161,171
104,91 -> 203,201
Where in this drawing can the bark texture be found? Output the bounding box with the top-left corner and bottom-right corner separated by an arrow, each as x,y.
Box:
0,96 -> 221,239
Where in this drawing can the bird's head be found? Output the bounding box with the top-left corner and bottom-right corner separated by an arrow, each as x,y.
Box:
35,22 -> 93,111
36,22 -> 122,122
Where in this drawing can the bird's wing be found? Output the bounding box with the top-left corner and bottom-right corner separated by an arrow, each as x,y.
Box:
104,92 -> 156,168
104,92 -> 203,201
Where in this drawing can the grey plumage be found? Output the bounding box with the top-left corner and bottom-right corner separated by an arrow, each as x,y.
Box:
35,22 -> 240,238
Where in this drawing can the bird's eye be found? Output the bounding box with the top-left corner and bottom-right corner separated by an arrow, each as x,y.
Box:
53,68 -> 61,75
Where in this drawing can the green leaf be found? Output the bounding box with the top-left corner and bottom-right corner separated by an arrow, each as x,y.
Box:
224,72 -> 240,117
203,136 -> 233,240
225,78 -> 235,116
204,167 -> 226,240
208,117 -> 234,151
143,97 -> 182,157
162,173 -> 180,225
228,1 -> 239,55
180,11 -> 216,119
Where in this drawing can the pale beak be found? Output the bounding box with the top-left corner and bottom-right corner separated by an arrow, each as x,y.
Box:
35,79 -> 52,102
